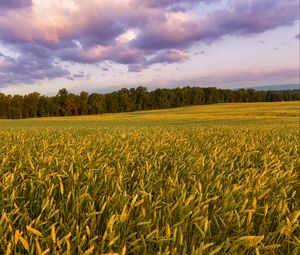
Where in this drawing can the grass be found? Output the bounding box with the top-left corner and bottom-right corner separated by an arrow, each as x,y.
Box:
1,101 -> 299,128
0,101 -> 299,254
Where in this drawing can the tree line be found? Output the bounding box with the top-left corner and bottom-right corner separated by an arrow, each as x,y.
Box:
0,86 -> 299,119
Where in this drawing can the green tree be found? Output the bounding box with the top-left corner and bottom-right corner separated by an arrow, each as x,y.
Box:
79,91 -> 89,115
88,93 -> 105,114
11,95 -> 24,119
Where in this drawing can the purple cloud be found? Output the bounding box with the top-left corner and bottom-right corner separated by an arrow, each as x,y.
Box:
132,0 -> 299,50
0,48 -> 70,84
127,49 -> 189,72
73,72 -> 85,79
102,67 -> 109,72
135,0 -> 220,8
59,45 -> 146,66
209,68 -> 300,84
0,0 -> 298,86
0,0 -> 32,10
148,49 -> 189,65
128,64 -> 145,72
212,0 -> 299,35
72,14 -> 125,48
194,51 -> 205,55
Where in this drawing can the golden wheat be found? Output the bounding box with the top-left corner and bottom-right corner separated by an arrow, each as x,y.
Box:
0,102 -> 299,254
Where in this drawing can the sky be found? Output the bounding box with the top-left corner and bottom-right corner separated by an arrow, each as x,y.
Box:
0,0 -> 299,95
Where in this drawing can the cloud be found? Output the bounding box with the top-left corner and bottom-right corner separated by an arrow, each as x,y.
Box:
205,68 -> 300,84
296,34 -> 300,40
59,45 -> 146,65
73,72 -> 86,79
148,49 -> 189,65
128,64 -> 146,72
132,0 -> 299,50
151,68 -> 300,89
0,0 -> 299,86
102,67 -> 110,72
0,47 -> 70,84
194,51 -> 205,55
0,0 -> 32,10
126,49 -> 189,72
134,0 -> 220,8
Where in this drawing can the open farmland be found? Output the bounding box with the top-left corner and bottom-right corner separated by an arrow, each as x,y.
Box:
0,101 -> 299,254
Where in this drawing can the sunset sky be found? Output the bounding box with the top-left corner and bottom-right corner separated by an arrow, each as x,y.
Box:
0,0 -> 299,95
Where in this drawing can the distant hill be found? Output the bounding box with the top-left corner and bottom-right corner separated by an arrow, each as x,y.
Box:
243,84 -> 299,91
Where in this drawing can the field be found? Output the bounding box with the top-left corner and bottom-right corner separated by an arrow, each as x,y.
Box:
0,101 -> 299,255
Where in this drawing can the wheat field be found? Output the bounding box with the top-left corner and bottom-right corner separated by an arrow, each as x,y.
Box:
0,102 -> 299,254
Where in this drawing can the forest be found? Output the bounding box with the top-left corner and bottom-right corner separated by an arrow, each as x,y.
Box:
0,86 -> 299,119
